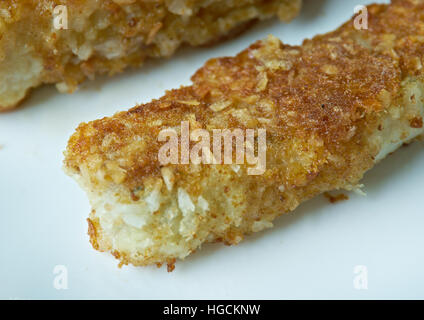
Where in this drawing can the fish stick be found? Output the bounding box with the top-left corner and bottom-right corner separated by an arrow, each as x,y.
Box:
0,0 -> 301,110
64,0 -> 424,270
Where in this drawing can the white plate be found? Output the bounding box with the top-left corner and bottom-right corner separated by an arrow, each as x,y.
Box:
1,0 -> 423,300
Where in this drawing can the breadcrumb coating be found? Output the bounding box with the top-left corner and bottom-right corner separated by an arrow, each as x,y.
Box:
0,0 -> 301,110
64,0 -> 424,269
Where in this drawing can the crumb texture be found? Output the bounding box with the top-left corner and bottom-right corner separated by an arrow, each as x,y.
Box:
0,0 -> 301,110
64,0 -> 424,268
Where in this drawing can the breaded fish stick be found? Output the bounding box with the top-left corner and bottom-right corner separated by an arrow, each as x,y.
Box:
64,0 -> 424,269
0,0 -> 301,110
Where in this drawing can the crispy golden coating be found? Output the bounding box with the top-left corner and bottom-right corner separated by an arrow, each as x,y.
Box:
0,0 -> 301,110
64,0 -> 424,269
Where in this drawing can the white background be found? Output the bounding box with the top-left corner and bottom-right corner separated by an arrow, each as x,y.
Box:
2,0 -> 423,300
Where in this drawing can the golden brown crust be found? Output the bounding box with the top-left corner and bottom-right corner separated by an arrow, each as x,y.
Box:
65,0 -> 424,267
87,217 -> 100,251
0,0 -> 301,109
324,192 -> 349,204
67,0 -> 424,190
